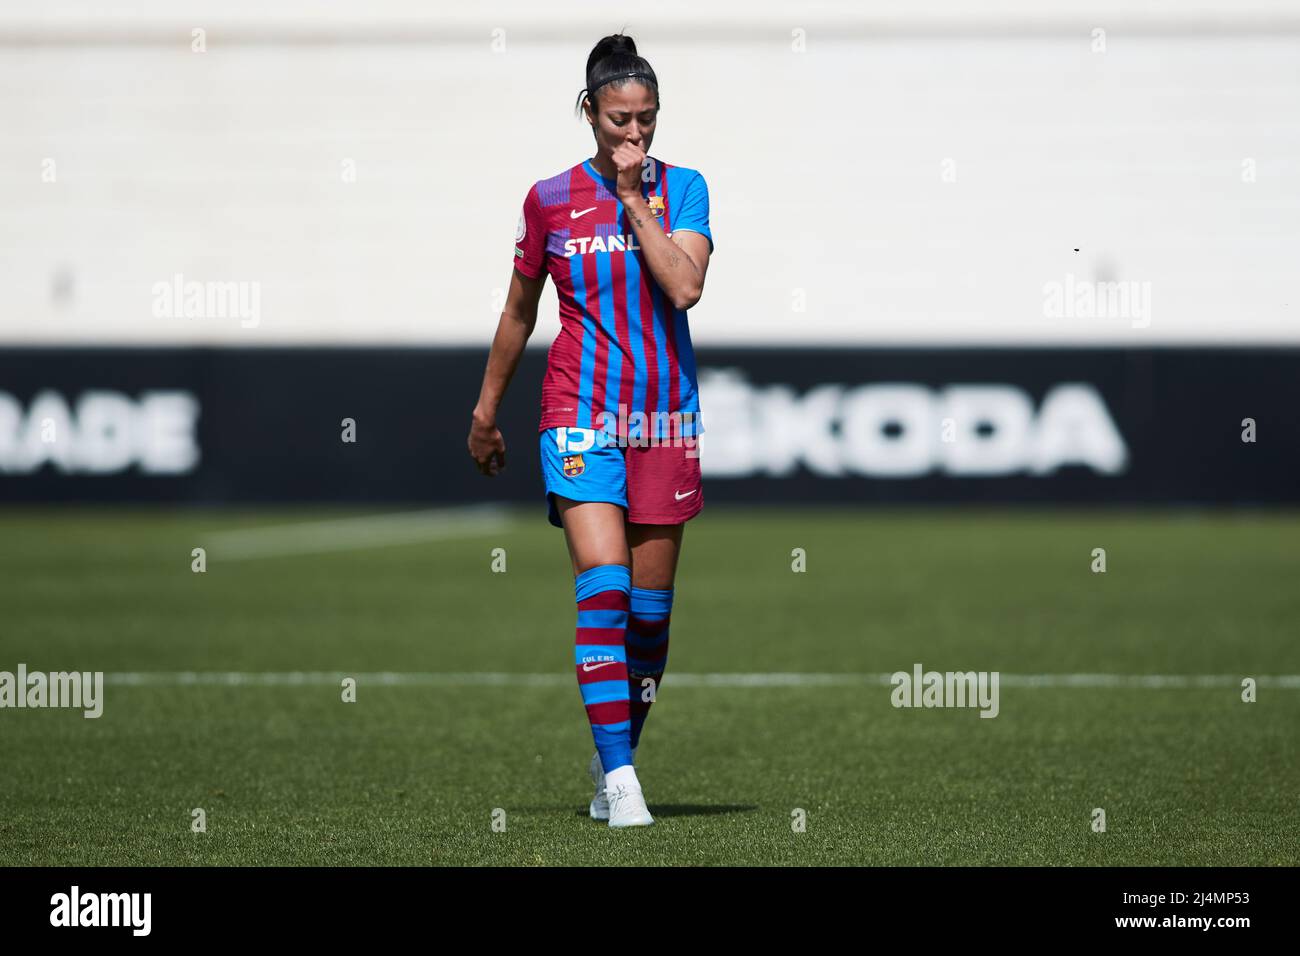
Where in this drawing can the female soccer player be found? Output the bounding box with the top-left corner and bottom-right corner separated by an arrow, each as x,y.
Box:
467,33 -> 713,828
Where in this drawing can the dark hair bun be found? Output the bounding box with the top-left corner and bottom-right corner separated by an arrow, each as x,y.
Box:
606,34 -> 637,55
588,33 -> 637,75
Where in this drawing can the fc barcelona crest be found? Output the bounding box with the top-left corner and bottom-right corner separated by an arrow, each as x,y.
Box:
648,195 -> 665,219
562,454 -> 585,478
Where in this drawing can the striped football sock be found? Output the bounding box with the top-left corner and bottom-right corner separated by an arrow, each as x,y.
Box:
626,586 -> 673,751
574,564 -> 633,773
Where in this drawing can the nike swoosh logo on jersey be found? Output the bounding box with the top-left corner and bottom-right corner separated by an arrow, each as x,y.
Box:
582,661 -> 618,672
570,207 -> 597,219
675,489 -> 697,501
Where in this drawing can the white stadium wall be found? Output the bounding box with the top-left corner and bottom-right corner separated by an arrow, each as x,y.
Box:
1,0 -> 1298,347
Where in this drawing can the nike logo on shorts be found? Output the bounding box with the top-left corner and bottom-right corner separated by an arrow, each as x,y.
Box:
674,489 -> 698,501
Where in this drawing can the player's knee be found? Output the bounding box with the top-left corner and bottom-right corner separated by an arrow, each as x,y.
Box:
574,557 -> 630,577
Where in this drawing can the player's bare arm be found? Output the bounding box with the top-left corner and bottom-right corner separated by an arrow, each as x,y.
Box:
468,265 -> 546,476
613,141 -> 711,310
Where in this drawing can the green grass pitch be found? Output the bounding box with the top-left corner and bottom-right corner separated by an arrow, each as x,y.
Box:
1,506 -> 1297,866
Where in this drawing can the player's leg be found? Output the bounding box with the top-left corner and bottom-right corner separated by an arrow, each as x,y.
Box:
557,498 -> 654,827
539,426 -> 653,826
625,522 -> 682,751
622,435 -> 702,751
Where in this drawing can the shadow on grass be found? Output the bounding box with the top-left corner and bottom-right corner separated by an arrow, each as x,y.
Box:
570,803 -> 758,819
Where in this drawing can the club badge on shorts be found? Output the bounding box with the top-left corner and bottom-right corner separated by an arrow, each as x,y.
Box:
648,196 -> 665,219
562,454 -> 585,478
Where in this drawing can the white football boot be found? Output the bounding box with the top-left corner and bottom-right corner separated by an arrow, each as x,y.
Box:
588,748 -> 638,822
606,782 -> 654,828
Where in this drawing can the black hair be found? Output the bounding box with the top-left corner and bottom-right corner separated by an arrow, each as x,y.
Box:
573,33 -> 660,118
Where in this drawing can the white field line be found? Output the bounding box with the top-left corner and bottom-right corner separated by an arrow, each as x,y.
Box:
202,505 -> 513,560
102,672 -> 1300,689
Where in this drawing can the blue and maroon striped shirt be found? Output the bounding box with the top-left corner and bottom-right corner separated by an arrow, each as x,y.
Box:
513,157 -> 713,440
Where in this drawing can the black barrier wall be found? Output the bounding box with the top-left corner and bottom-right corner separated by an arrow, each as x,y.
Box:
0,347 -> 1294,504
